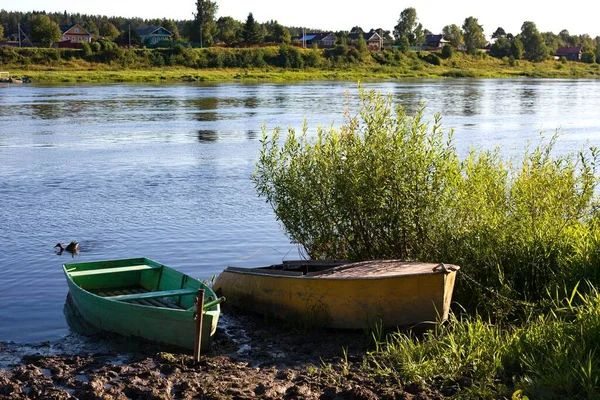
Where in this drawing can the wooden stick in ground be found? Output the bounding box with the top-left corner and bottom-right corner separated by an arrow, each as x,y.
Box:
193,288 -> 205,362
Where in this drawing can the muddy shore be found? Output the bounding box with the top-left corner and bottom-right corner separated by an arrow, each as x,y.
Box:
0,308 -> 446,399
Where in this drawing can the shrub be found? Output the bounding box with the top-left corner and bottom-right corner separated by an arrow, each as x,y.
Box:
424,53 -> 441,65
441,44 -> 453,59
254,87 -> 600,311
582,50 -> 596,64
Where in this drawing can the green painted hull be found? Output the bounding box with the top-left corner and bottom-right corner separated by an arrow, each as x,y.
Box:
63,258 -> 220,351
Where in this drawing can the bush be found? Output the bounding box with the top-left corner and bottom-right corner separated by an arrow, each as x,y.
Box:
254,87 -> 600,311
582,50 -> 596,64
441,44 -> 453,58
254,87 -> 460,261
424,53 -> 441,65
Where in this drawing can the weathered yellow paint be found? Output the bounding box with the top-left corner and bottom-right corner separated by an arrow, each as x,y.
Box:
213,264 -> 458,329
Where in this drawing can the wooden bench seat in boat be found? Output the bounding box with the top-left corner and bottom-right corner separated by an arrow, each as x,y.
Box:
105,288 -> 199,302
68,264 -> 160,277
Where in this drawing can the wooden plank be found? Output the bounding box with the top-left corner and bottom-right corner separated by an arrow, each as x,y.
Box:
126,288 -> 178,309
106,288 -> 198,302
225,266 -> 303,276
69,264 -> 160,277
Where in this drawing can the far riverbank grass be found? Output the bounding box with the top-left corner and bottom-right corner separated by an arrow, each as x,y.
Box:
4,52 -> 600,83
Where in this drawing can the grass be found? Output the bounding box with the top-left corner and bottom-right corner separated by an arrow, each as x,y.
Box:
2,51 -> 600,83
361,284 -> 600,399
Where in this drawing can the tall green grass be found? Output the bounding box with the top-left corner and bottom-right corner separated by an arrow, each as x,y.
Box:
368,284 -> 600,398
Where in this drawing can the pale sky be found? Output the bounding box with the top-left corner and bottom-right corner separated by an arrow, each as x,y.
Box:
6,1 -> 600,38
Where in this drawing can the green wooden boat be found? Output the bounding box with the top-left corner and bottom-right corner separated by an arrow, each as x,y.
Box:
63,257 -> 224,351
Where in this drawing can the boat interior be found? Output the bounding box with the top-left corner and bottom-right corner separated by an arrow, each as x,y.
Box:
252,260 -> 349,276
68,261 -> 209,310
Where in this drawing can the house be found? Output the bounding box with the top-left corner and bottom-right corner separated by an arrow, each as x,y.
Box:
297,32 -> 337,48
135,26 -> 173,46
423,34 -> 448,49
556,46 -> 582,61
348,30 -> 383,50
60,24 -> 92,44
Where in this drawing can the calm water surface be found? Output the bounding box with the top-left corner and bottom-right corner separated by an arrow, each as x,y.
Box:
1,79 -> 599,345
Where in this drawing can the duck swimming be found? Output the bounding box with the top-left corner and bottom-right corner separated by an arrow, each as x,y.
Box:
55,241 -> 79,254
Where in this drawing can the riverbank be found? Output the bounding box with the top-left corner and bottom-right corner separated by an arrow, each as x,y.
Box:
3,51 -> 600,83
0,310 -> 445,400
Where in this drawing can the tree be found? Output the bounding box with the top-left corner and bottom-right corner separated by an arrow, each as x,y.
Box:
581,50 -> 596,64
0,24 -> 3,40
520,21 -> 548,61
442,24 -> 463,47
100,22 -> 119,40
242,13 -> 263,44
162,19 -> 180,40
85,20 -> 99,36
30,15 -> 61,47
490,36 -> 511,58
393,7 -> 423,49
194,0 -> 218,47
462,16 -> 486,54
355,32 -> 367,54
511,36 -> 524,59
266,21 -> 290,43
492,27 -> 506,39
216,16 -> 241,45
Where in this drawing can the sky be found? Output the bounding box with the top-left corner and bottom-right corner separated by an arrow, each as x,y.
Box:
6,1 -> 600,38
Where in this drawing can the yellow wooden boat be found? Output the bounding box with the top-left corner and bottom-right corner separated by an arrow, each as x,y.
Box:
213,260 -> 459,329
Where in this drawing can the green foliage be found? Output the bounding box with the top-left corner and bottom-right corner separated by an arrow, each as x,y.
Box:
520,21 -> 548,62
423,52 -> 441,65
511,37 -> 524,59
30,14 -> 62,48
100,22 -> 120,40
441,44 -> 453,58
582,50 -> 596,64
368,286 -> 600,398
394,8 -> 424,46
216,16 -> 242,45
442,24 -> 463,48
242,13 -> 263,44
277,44 -> 303,68
254,87 -> 600,312
194,0 -> 218,46
0,24 -> 4,40
462,16 -> 487,54
254,87 -> 460,260
490,36 -> 512,58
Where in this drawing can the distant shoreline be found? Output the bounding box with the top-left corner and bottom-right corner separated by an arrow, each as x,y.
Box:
4,64 -> 600,84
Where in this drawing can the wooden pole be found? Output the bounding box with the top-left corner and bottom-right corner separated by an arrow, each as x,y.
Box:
193,289 -> 205,362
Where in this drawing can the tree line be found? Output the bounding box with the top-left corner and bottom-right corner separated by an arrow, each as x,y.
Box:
1,4 -> 600,64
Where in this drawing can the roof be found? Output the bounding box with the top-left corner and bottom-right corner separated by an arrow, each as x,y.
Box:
425,34 -> 444,42
60,24 -> 91,35
348,32 -> 382,41
298,32 -> 335,41
556,46 -> 582,56
135,26 -> 173,36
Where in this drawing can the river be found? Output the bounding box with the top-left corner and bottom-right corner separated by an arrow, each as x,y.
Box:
0,79 -> 599,345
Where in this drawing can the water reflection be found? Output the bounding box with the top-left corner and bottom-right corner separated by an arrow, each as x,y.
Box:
197,129 -> 219,142
519,87 -> 538,113
460,85 -> 481,116
191,97 -> 219,122
31,101 -> 64,119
